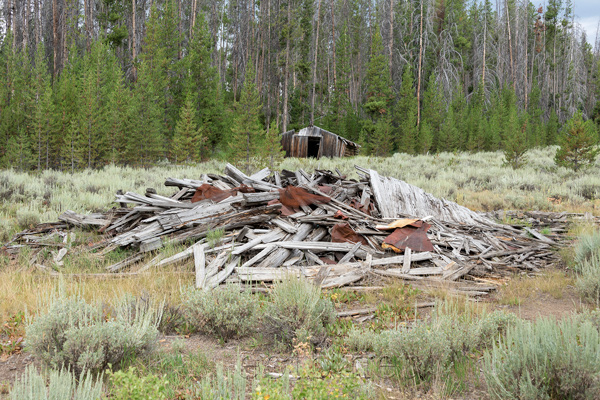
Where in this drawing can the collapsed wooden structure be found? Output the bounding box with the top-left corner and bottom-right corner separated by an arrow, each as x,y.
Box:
5,164 -> 568,296
280,126 -> 360,158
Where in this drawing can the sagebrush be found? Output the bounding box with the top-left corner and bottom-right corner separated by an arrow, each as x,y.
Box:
10,366 -> 103,400
183,284 -> 260,341
26,294 -> 162,375
264,277 -> 336,347
484,316 -> 600,399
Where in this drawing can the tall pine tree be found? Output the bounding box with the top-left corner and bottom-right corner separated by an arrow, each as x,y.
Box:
229,65 -> 264,173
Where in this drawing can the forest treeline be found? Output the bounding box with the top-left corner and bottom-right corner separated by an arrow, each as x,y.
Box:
1,0 -> 599,170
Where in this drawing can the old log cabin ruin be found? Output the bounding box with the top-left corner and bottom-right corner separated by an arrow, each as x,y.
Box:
281,126 -> 360,158
6,164 -> 573,299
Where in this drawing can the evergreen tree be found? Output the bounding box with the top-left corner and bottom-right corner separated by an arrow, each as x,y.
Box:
370,114 -> 394,156
172,91 -> 205,163
486,92 -> 504,151
31,45 -> 54,170
421,74 -> 446,153
361,29 -> 392,155
555,111 -> 599,171
229,65 -> 264,173
546,109 -> 560,145
105,64 -> 128,164
395,65 -> 418,154
187,13 -> 226,151
259,119 -> 285,169
76,41 -> 111,169
439,106 -> 459,152
54,47 -> 83,171
528,79 -> 545,147
417,120 -> 433,154
503,113 -> 529,169
141,0 -> 183,144
125,62 -> 164,166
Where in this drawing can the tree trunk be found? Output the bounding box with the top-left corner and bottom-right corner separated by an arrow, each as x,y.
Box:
85,0 -> 90,51
132,0 -> 137,79
330,0 -> 337,95
178,0 -> 182,59
24,0 -> 30,51
52,0 -> 58,77
35,0 -> 40,48
482,7 -> 486,89
309,0 -> 322,126
282,0 -> 291,132
505,0 -> 515,90
388,0 -> 394,79
416,0 -> 423,126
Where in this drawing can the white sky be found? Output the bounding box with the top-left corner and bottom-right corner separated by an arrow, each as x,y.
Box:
493,0 -> 600,45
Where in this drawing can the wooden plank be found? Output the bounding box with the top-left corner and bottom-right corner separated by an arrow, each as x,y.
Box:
523,227 -> 556,245
106,253 -> 144,272
239,245 -> 276,269
336,308 -> 377,317
401,248 -> 412,273
313,266 -> 332,286
236,267 -> 300,281
242,191 -> 280,205
254,241 -> 374,257
210,256 -> 240,288
203,251 -> 228,289
321,270 -> 366,288
271,218 -> 298,234
194,244 -> 206,289
249,168 -> 271,181
338,241 -> 361,264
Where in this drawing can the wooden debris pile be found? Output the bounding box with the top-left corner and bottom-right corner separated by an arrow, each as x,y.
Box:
5,164 -> 566,296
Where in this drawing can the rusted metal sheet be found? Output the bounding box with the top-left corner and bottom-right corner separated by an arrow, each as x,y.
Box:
279,186 -> 330,208
191,184 -> 255,203
331,223 -> 368,245
382,222 -> 434,253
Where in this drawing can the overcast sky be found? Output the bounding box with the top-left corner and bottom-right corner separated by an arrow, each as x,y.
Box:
573,0 -> 600,44
490,0 -> 599,45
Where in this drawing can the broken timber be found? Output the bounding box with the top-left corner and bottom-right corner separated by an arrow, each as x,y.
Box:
8,163 -> 568,296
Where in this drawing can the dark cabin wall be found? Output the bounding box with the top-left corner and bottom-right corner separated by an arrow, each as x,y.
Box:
291,135 -> 308,157
281,130 -> 295,157
320,130 -> 344,158
280,126 -> 359,158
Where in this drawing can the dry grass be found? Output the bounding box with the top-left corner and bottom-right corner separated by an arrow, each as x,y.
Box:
496,269 -> 573,306
0,268 -> 189,321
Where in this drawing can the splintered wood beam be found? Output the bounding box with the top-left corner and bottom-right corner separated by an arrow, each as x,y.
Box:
402,248 -> 412,273
338,241 -> 361,264
194,243 -> 206,289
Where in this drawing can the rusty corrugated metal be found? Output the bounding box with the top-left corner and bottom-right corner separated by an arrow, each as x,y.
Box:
382,222 -> 434,253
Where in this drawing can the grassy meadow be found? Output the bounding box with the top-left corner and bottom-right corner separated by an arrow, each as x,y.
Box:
3,148 -> 600,399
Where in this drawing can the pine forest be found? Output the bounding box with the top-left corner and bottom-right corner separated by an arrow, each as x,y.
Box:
0,0 -> 599,170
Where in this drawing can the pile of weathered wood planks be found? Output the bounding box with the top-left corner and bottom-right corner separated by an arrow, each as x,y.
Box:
6,164 -> 568,295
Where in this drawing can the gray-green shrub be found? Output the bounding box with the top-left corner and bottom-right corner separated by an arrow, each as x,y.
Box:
183,284 -> 260,341
576,253 -> 600,304
264,277 -> 335,347
484,317 -> 600,400
10,366 -> 103,400
26,295 -> 162,375
574,230 -> 600,268
345,303 -> 517,384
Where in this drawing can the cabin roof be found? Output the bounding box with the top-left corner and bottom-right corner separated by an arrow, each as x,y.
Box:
282,126 -> 360,149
